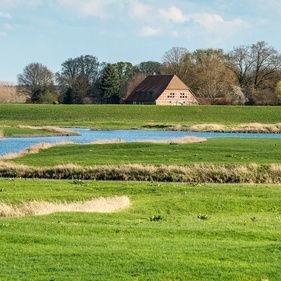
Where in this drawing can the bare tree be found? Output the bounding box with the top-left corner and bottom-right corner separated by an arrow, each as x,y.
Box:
184,49 -> 237,103
17,63 -> 56,103
227,41 -> 281,104
162,47 -> 189,77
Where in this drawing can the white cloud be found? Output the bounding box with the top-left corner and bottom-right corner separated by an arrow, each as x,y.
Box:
186,13 -> 244,31
159,6 -> 187,23
59,0 -> 111,19
129,0 -> 151,18
139,26 -> 162,37
0,31 -> 7,37
189,13 -> 224,29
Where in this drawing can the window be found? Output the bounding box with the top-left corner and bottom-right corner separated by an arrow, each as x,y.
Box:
168,93 -> 175,98
180,93 -> 187,98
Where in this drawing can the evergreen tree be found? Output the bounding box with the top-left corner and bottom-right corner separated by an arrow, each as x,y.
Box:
100,64 -> 120,103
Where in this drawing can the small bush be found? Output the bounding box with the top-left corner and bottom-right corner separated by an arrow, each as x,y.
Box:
150,215 -> 164,222
197,213 -> 209,220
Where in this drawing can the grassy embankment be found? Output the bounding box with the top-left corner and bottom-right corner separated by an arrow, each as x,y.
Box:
0,104 -> 281,129
0,179 -> 280,280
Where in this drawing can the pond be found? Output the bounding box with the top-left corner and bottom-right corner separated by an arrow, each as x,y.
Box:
0,128 -> 280,156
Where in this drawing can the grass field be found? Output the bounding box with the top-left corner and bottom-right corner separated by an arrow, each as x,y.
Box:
0,104 -> 280,280
9,138 -> 281,167
0,179 -> 280,280
0,104 -> 281,128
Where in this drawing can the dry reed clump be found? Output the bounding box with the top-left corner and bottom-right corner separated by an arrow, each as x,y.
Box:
232,123 -> 281,133
0,196 -> 131,217
0,162 -> 280,184
0,161 -> 30,170
0,141 -> 74,160
141,136 -> 207,144
0,83 -> 28,103
269,164 -> 281,181
90,138 -> 123,144
17,125 -> 78,136
186,124 -> 226,132
0,129 -> 3,139
166,125 -> 183,131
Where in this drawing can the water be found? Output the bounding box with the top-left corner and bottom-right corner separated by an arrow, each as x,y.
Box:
0,128 -> 280,156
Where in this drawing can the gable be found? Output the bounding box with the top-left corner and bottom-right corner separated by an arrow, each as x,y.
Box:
166,75 -> 190,90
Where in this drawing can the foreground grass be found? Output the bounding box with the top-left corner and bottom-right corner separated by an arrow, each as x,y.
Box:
0,179 -> 280,280
0,104 -> 281,128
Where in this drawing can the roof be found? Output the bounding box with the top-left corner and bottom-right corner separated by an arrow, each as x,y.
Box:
125,74 -> 190,103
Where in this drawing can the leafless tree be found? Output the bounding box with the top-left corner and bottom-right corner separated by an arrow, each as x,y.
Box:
17,63 -> 56,103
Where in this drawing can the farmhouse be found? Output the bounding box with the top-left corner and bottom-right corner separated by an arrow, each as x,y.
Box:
123,74 -> 198,105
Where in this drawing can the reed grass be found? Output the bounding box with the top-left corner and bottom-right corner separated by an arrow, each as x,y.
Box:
231,122 -> 281,133
0,141 -> 74,160
186,123 -> 226,132
0,161 -> 280,183
0,196 -> 130,217
17,125 -> 78,136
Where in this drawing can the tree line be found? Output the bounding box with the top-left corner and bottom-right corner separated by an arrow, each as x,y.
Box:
17,41 -> 281,105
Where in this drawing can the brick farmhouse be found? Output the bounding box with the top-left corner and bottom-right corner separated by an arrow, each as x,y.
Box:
123,74 -> 198,105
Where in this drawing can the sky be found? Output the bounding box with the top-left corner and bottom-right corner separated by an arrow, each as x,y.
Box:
0,0 -> 281,83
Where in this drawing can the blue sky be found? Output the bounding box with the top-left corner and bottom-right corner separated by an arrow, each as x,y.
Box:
0,0 -> 281,83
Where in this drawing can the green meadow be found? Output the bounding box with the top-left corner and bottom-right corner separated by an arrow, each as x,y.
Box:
10,138 -> 281,167
0,179 -> 281,281
0,104 -> 281,280
0,104 -> 281,128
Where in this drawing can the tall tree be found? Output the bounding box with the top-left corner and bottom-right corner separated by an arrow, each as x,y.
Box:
187,49 -> 238,103
56,55 -> 102,104
137,61 -> 162,75
99,63 -> 120,104
17,63 -> 56,103
275,81 -> 281,104
113,62 -> 139,98
162,47 -> 189,77
227,41 -> 281,104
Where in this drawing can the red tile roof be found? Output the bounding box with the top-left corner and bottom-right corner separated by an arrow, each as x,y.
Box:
124,75 -> 175,103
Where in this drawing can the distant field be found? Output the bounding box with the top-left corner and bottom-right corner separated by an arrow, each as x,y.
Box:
0,104 -> 280,128
0,179 -> 280,280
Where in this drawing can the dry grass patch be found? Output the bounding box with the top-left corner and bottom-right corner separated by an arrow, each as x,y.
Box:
140,136 -> 207,144
0,196 -> 130,217
186,124 -> 226,132
0,141 -> 74,160
17,125 -> 78,136
232,123 -> 281,133
0,84 -> 28,103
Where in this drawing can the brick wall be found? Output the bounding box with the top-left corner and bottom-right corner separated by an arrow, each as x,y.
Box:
156,89 -> 198,105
